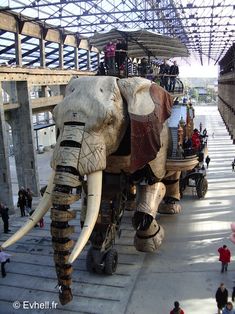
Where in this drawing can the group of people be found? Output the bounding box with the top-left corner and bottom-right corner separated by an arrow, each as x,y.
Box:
215,245 -> 235,314
100,43 -> 180,92
159,59 -> 179,92
102,39 -> 127,76
182,127 -> 209,159
17,186 -> 33,217
216,283 -> 235,314
169,245 -> 233,314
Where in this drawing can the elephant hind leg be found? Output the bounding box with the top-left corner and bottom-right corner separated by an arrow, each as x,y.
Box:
159,171 -> 182,214
133,182 -> 165,252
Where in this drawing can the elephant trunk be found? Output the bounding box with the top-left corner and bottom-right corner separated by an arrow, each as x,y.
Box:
51,120 -> 103,305
51,171 -> 102,305
51,171 -> 80,305
50,121 -> 86,304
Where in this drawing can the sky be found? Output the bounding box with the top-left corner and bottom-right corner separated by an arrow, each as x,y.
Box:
176,54 -> 219,78
179,63 -> 218,78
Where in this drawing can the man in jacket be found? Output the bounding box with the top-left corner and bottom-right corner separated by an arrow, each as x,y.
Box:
218,245 -> 231,273
169,60 -> 179,92
159,59 -> 170,91
216,283 -> 228,314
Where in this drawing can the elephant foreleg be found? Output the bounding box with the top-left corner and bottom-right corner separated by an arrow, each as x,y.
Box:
158,171 -> 181,214
132,182 -> 166,252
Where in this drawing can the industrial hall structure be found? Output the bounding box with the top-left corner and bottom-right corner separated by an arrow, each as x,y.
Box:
0,1 -> 235,314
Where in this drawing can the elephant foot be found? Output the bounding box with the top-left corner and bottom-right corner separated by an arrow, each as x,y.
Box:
158,203 -> 181,214
134,220 -> 164,252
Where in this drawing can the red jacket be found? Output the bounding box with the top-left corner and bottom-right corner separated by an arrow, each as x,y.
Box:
170,309 -> 184,314
218,247 -> 231,263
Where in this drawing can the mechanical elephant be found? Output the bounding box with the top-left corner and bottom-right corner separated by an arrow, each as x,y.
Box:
1,76 -> 189,305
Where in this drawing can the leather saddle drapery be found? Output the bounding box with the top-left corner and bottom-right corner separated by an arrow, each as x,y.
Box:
129,83 -> 173,173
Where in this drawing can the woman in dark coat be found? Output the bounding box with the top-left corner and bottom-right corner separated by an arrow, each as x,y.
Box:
0,203 -> 10,233
17,193 -> 26,217
216,283 -> 228,314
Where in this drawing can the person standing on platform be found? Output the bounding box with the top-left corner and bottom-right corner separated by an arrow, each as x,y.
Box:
218,245 -> 231,273
115,38 -> 127,75
169,60 -> 179,92
159,59 -> 170,91
104,41 -> 116,76
216,283 -> 228,314
96,62 -> 106,75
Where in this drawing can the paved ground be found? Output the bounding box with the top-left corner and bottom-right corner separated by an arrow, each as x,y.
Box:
1,105 -> 235,314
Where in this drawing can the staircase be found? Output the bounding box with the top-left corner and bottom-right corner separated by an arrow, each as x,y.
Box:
169,127 -> 178,158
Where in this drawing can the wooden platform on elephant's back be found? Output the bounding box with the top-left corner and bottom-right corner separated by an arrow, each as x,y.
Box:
0,203 -> 146,314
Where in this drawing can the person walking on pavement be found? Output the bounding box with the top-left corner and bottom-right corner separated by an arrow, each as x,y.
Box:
205,155 -> 211,168
17,193 -> 26,217
0,248 -> 11,278
232,162 -> 235,172
0,203 -> 11,233
218,245 -> 231,273
222,302 -> 235,314
25,188 -> 33,215
216,283 -> 228,314
170,301 -> 184,314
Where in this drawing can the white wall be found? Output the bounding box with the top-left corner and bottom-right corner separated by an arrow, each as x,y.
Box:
35,126 -> 56,148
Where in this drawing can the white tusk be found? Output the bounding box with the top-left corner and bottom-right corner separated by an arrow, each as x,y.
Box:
1,171 -> 55,249
68,171 -> 102,264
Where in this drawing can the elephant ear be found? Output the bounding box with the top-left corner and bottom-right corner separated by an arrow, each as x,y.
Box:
117,77 -> 173,173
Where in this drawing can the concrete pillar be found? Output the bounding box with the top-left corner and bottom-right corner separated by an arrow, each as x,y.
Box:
40,36 -> 46,68
2,81 -> 18,103
50,86 -> 61,96
0,84 -> 14,211
9,81 -> 40,196
74,47 -> 79,70
59,43 -> 64,69
15,32 -> 22,67
97,52 -> 100,67
87,50 -> 91,71
60,85 -> 67,97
